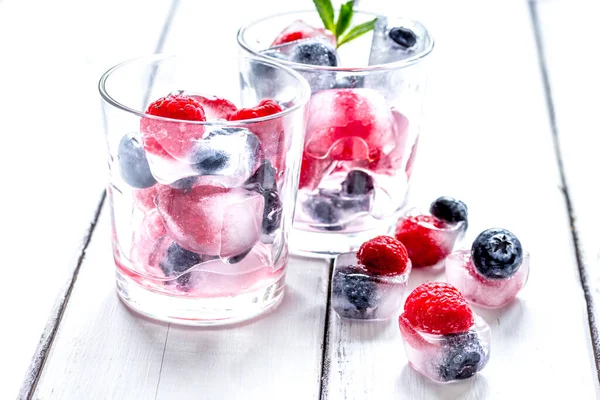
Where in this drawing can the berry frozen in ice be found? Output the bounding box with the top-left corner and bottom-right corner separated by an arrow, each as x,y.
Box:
244,160 -> 277,192
341,170 -> 374,196
160,242 -> 203,287
332,265 -> 380,319
117,133 -> 157,189
289,39 -> 339,67
403,282 -> 474,335
271,19 -> 336,46
429,196 -> 468,228
190,94 -> 237,120
169,176 -> 197,191
356,235 -> 410,275
298,155 -> 332,190
302,188 -> 372,227
155,185 -> 265,257
332,75 -> 365,89
261,189 -> 283,235
141,92 -> 207,160
389,27 -> 417,49
304,195 -> 339,225
472,228 -> 523,279
229,99 -> 282,121
438,331 -> 487,381
133,184 -> 163,213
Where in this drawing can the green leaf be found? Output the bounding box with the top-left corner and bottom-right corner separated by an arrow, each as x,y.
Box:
337,18 -> 377,48
313,0 -> 335,32
335,1 -> 354,39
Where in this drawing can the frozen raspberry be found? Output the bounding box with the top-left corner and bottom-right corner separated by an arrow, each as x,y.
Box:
271,20 -> 336,46
229,99 -> 282,121
402,282 -> 474,335
190,94 -> 237,120
133,184 -> 164,213
141,93 -> 206,160
357,235 -> 410,275
395,215 -> 448,268
298,155 -> 331,190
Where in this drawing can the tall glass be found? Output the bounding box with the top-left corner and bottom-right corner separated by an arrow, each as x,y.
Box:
99,55 -> 310,325
238,11 -> 434,257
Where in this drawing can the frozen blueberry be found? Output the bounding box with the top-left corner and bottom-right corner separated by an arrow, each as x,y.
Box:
304,196 -> 339,224
332,75 -> 365,89
472,228 -> 523,280
332,266 -> 380,319
169,176 -> 197,191
341,170 -> 375,196
290,40 -> 338,67
255,50 -> 289,78
245,160 -> 277,192
389,27 -> 417,49
261,189 -> 283,234
160,242 -> 203,287
191,141 -> 230,175
429,196 -> 468,227
117,133 -> 157,189
438,332 -> 486,381
226,247 -> 253,264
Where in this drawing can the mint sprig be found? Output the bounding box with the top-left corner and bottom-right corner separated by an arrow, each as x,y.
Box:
312,0 -> 377,48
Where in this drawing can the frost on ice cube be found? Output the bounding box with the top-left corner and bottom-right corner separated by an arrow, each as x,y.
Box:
368,17 -> 432,66
155,185 -> 265,258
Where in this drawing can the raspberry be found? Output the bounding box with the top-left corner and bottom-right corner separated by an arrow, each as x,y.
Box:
402,282 -> 474,335
228,99 -> 282,121
146,93 -> 206,121
356,235 -> 410,275
271,20 -> 336,46
191,95 -> 237,120
395,215 -> 449,268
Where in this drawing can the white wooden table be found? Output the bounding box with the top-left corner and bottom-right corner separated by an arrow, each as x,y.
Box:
3,0 -> 600,398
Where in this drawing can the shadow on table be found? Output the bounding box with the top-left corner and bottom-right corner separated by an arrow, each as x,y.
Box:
398,364 -> 489,399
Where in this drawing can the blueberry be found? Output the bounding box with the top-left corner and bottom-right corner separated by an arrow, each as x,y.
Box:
117,133 -> 157,189
191,142 -> 230,175
290,40 -> 338,67
332,266 -> 380,319
160,243 -> 203,287
261,189 -> 283,234
169,176 -> 197,191
303,196 -> 339,224
389,27 -> 417,49
341,170 -> 375,196
245,160 -> 277,192
438,332 -> 486,381
332,75 -> 365,89
472,228 -> 523,280
429,196 -> 468,227
226,247 -> 253,264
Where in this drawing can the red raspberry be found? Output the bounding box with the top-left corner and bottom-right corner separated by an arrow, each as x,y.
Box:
228,99 -> 282,121
271,20 -> 336,46
356,235 -> 410,275
146,93 -> 206,121
191,95 -> 237,120
402,282 -> 474,335
395,215 -> 448,268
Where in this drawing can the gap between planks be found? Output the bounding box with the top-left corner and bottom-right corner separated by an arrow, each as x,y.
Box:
528,0 -> 600,380
319,259 -> 335,400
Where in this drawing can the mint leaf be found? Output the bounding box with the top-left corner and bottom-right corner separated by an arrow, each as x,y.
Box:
335,1 -> 353,40
313,0 -> 335,32
337,18 -> 377,48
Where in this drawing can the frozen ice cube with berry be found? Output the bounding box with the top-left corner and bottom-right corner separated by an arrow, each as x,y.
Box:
395,197 -> 468,268
399,282 -> 491,383
368,17 -> 432,66
446,228 -> 530,308
332,236 -> 411,320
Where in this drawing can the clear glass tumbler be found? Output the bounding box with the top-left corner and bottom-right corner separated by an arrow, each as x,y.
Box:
238,10 -> 434,257
98,55 -> 310,325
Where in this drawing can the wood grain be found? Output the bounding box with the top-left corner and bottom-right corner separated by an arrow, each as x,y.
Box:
534,0 -> 600,375
322,0 -> 600,398
0,0 -> 174,398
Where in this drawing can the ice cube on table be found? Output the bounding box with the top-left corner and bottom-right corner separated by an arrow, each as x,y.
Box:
446,249 -> 530,308
155,185 -> 265,258
332,252 -> 410,320
399,314 -> 491,383
368,17 -> 432,66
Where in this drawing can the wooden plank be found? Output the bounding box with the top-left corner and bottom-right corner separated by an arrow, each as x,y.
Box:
534,0 -> 600,374
322,0 -> 600,398
0,0 -> 174,398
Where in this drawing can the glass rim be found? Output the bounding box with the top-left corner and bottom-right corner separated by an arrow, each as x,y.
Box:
98,53 -> 312,126
237,9 -> 435,73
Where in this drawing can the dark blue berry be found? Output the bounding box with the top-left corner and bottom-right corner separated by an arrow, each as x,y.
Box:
160,243 -> 203,287
332,266 -> 380,319
244,160 -> 277,192
429,196 -> 468,227
290,40 -> 338,67
304,196 -> 339,224
472,228 -> 523,280
117,133 -> 157,189
333,75 -> 365,89
389,27 -> 417,49
438,332 -> 486,381
341,170 -> 375,196
261,189 -> 283,234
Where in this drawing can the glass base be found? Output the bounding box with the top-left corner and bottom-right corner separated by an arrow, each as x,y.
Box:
289,218 -> 396,258
116,271 -> 285,326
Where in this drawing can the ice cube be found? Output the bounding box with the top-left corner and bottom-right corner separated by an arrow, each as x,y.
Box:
133,184 -> 164,213
301,188 -> 372,228
332,252 -> 409,320
304,89 -> 396,161
399,315 -> 491,383
271,20 -> 336,47
155,185 -> 265,258
395,209 -> 465,268
145,150 -> 200,185
368,17 -> 432,66
129,211 -> 167,276
189,94 -> 238,120
446,249 -> 530,308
